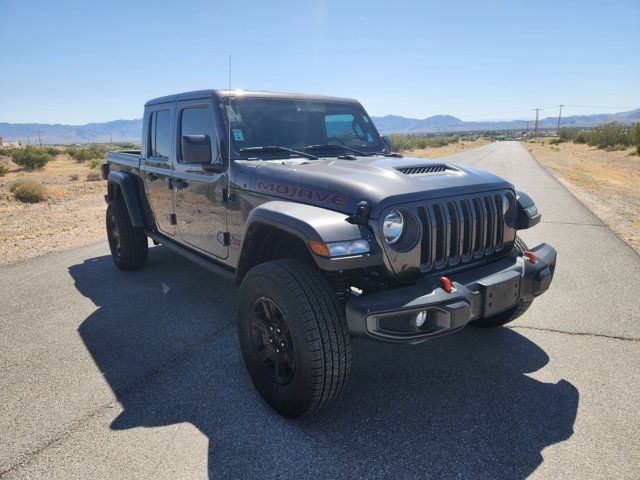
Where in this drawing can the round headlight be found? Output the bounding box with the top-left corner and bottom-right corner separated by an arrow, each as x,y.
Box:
383,210 -> 404,244
502,193 -> 516,227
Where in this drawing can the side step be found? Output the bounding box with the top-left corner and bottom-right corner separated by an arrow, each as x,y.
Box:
146,230 -> 236,283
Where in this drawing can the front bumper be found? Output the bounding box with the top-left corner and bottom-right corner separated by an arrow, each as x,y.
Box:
346,243 -> 557,343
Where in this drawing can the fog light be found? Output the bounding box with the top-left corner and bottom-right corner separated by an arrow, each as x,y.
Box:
415,310 -> 427,327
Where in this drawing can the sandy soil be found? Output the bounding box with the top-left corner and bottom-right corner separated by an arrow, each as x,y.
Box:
0,152 -> 106,266
402,138 -> 491,159
525,139 -> 640,254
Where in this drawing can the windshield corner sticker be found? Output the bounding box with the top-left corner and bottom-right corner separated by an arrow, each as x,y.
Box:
257,180 -> 348,207
233,129 -> 244,141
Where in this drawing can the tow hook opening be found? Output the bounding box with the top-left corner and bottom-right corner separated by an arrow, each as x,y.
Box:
524,251 -> 536,264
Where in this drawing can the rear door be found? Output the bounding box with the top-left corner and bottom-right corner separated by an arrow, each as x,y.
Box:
140,105 -> 176,237
172,101 -> 228,259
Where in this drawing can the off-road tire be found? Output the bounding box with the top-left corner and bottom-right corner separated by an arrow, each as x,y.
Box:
470,236 -> 532,328
237,259 -> 352,418
106,199 -> 148,271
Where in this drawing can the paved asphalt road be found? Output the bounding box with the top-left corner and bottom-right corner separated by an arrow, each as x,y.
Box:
1,142 -> 639,479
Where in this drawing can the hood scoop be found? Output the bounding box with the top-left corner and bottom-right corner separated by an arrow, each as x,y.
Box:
396,164 -> 459,176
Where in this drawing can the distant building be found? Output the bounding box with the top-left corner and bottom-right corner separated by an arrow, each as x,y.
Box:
0,138 -> 22,148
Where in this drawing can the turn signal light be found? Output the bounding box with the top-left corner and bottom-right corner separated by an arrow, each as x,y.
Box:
309,240 -> 331,257
309,239 -> 370,258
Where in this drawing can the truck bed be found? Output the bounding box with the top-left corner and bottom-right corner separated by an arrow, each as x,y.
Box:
106,150 -> 141,168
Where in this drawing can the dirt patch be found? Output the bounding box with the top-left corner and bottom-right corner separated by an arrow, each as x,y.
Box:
525,139 -> 640,254
0,152 -> 106,266
402,138 -> 490,159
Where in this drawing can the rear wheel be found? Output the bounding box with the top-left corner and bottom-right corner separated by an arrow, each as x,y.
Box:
470,237 -> 532,328
237,259 -> 351,418
106,199 -> 148,271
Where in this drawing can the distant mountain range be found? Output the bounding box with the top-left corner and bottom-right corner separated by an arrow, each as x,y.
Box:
0,119 -> 141,145
1,108 -> 638,144
371,108 -> 640,134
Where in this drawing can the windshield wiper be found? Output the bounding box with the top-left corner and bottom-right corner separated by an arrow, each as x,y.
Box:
304,144 -> 374,157
239,145 -> 318,160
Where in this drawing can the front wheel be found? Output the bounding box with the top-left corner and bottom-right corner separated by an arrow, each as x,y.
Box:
237,259 -> 352,418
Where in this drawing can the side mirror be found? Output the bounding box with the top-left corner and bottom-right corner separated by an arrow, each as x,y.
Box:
381,135 -> 392,152
181,135 -> 212,164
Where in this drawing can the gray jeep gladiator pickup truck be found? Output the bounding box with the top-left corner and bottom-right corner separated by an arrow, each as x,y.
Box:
103,89 -> 556,418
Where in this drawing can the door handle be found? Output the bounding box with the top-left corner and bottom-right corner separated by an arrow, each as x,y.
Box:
174,179 -> 189,190
144,172 -> 158,181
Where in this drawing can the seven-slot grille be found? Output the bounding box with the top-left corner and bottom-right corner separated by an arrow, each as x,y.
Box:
396,165 -> 455,176
416,191 -> 516,272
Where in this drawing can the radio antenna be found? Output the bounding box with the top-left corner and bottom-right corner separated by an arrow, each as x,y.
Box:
227,54 -> 232,198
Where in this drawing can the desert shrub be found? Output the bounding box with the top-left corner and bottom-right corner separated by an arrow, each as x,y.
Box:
68,148 -> 94,162
69,173 -> 79,181
0,164 -> 9,176
388,134 -> 459,151
68,144 -> 109,162
43,146 -> 60,156
89,158 -> 101,169
10,180 -> 49,203
549,137 -> 565,145
0,148 -> 10,156
10,147 -> 52,170
86,172 -> 101,181
561,123 -> 640,150
558,128 -> 579,142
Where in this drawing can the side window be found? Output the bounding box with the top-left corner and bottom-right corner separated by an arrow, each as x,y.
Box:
179,106 -> 215,162
148,110 -> 171,159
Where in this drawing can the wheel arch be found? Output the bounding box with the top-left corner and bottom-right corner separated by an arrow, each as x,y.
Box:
107,171 -> 146,228
235,201 -> 376,283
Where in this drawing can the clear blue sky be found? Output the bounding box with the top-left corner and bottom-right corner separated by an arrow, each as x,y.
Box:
1,0 -> 638,124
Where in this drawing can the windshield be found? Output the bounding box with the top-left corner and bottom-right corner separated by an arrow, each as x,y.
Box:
222,97 -> 385,159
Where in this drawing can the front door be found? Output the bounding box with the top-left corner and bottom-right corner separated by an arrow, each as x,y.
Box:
141,108 -> 176,236
173,103 -> 228,259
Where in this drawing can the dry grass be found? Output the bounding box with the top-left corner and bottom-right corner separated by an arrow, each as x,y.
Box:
526,139 -> 640,254
0,151 -> 106,266
10,180 -> 50,203
402,138 -> 491,159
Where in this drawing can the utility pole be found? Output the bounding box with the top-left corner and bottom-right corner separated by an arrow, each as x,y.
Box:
557,104 -> 564,131
110,133 -> 113,144
37,131 -> 42,148
526,121 -> 530,137
533,108 -> 540,138
27,135 -> 31,146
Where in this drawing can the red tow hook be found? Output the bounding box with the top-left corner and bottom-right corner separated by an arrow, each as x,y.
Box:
524,251 -> 536,264
439,276 -> 453,293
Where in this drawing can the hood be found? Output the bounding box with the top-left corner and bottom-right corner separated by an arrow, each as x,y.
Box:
237,155 -> 513,218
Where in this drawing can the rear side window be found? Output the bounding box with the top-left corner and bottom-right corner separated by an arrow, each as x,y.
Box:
149,110 -> 171,159
179,107 -> 215,162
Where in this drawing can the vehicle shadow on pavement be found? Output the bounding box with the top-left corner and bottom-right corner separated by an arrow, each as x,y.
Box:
71,247 -> 578,479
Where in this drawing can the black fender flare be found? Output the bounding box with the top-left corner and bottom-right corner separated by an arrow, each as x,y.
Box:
516,190 -> 541,229
107,171 -> 146,228
238,201 -> 382,279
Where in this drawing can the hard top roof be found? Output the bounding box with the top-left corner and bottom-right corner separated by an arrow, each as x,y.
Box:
145,89 -> 360,107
